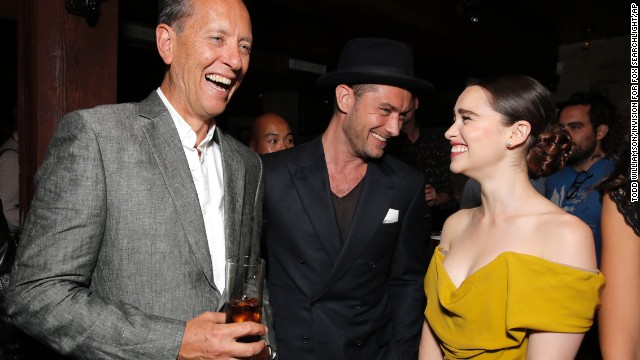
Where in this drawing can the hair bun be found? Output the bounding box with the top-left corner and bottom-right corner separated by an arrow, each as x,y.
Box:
527,125 -> 571,178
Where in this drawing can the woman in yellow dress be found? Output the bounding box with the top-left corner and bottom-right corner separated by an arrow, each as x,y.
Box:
419,75 -> 605,359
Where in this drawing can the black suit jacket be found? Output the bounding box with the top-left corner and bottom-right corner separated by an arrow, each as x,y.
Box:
262,137 -> 427,360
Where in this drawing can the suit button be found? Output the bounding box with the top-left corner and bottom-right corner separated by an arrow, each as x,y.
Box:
298,256 -> 306,264
301,336 -> 310,344
353,303 -> 362,310
356,340 -> 364,346
369,260 -> 376,269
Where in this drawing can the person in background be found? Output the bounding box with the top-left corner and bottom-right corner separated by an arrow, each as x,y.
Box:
0,130 -> 18,235
7,0 -> 275,359
249,112 -> 294,154
596,113 -> 639,360
420,75 -> 604,360
545,91 -> 618,360
262,37 -> 431,359
0,129 -> 28,359
545,91 -> 618,266
385,96 -> 454,232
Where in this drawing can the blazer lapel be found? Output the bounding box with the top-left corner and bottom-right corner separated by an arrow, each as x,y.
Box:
218,130 -> 244,261
139,92 -> 215,289
315,159 -> 401,298
288,139 -> 342,262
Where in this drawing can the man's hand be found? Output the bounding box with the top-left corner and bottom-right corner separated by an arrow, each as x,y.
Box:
177,311 -> 268,360
425,184 -> 450,208
425,184 -> 438,206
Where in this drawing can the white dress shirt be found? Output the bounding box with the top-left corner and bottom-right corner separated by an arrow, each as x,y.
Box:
157,89 -> 227,293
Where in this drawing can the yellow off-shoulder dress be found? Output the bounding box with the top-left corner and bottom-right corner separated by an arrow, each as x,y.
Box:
424,248 -> 605,359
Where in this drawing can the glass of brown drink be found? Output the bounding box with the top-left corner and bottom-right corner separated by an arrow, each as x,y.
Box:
224,256 -> 265,343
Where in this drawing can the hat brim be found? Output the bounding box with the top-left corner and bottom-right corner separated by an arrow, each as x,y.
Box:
316,70 -> 434,92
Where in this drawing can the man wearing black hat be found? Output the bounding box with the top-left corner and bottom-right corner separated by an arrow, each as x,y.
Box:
261,38 -> 431,359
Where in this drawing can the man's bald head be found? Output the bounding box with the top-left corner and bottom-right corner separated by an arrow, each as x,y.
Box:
249,113 -> 294,154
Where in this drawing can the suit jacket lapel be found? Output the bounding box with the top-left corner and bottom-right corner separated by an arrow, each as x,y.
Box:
218,130 -> 244,261
315,158 -> 401,298
138,92 -> 215,288
288,138 -> 343,262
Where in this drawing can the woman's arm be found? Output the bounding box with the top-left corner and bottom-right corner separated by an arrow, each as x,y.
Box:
526,211 -> 597,359
599,193 -> 640,360
419,318 -> 444,360
527,331 -> 584,360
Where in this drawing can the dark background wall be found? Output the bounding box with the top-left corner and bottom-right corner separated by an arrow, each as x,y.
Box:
0,0 -> 629,143
0,18 -> 17,144
115,0 -> 627,142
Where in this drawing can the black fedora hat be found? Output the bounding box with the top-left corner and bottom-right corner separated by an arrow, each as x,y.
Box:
316,37 -> 433,92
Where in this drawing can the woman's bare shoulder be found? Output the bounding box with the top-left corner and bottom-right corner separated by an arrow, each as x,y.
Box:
440,208 -> 475,249
536,209 -> 598,270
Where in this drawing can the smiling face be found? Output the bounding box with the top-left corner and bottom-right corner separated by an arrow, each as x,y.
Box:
157,0 -> 252,122
342,84 -> 413,159
445,85 -> 511,176
249,113 -> 294,154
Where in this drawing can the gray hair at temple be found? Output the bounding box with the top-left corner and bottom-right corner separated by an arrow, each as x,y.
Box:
158,0 -> 194,34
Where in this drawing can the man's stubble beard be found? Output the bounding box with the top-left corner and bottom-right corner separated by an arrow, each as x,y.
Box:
342,106 -> 375,160
567,136 -> 598,167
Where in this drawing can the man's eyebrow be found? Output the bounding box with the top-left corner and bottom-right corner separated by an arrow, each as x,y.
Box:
379,102 -> 406,113
210,28 -> 253,44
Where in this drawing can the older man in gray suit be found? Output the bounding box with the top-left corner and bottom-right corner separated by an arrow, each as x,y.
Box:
7,0 -> 275,359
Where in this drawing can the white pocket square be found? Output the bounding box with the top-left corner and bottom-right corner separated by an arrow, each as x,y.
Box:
383,209 -> 399,224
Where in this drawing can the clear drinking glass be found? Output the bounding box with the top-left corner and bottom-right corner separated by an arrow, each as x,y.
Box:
224,256 -> 265,341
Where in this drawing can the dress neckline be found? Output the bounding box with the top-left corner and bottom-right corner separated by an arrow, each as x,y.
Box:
436,248 -> 600,290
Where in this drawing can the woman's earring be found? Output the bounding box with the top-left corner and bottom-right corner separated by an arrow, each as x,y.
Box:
507,141 -> 512,147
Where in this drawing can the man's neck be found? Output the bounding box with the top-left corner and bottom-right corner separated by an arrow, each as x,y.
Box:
321,119 -> 368,196
321,124 -> 367,172
573,152 -> 605,172
159,83 -> 213,146
324,150 -> 368,198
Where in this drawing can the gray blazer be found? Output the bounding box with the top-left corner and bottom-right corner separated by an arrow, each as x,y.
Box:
7,92 -> 274,359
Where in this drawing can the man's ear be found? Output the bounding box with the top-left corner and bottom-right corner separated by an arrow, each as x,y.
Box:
335,85 -> 354,114
156,24 -> 175,65
507,120 -> 532,147
595,124 -> 609,141
413,96 -> 420,111
248,140 -> 256,152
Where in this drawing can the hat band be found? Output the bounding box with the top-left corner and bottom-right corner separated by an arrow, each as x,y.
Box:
338,65 -> 415,77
